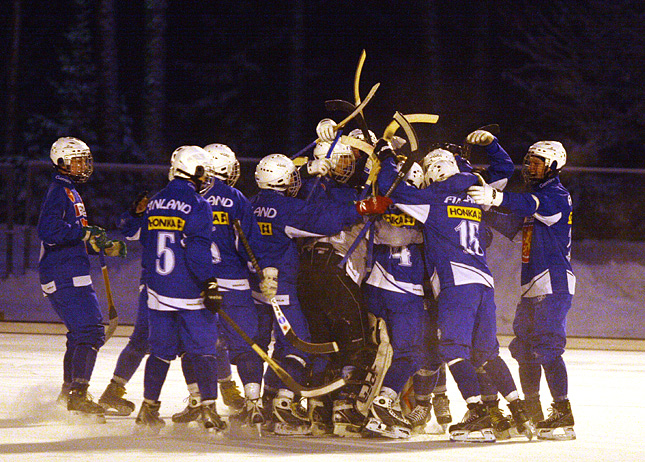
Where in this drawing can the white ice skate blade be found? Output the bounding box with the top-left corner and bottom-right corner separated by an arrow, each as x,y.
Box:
450,428 -> 496,443
273,422 -> 311,436
333,423 -> 364,438
365,418 -> 411,439
537,426 -> 576,441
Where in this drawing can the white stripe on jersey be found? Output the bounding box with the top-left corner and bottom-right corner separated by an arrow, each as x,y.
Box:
394,203 -> 430,224
216,278 -> 251,291
533,211 -> 562,227
364,261 -> 424,296
284,226 -> 325,239
147,287 -> 205,311
450,262 -> 495,289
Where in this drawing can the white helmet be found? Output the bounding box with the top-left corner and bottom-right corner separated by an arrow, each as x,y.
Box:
168,145 -> 212,193
255,153 -> 302,197
403,161 -> 425,189
422,148 -> 459,184
523,141 -> 566,183
50,137 -> 93,183
313,140 -> 355,183
203,143 -> 240,186
348,128 -> 378,145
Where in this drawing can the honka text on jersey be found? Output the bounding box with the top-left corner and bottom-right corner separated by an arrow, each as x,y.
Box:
148,216 -> 185,231
147,198 -> 192,214
447,205 -> 481,221
383,213 -> 416,227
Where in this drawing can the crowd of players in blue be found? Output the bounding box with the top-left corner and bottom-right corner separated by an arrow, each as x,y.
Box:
36,117 -> 576,443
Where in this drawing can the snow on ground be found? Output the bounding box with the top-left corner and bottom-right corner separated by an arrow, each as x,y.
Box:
0,333 -> 644,462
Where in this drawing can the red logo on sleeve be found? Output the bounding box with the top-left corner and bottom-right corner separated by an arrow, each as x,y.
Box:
522,219 -> 534,264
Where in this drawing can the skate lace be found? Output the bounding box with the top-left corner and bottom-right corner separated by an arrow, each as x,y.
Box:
433,396 -> 450,415
544,405 -> 563,423
407,404 -> 430,424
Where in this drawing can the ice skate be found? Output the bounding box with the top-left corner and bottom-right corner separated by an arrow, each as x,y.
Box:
171,394 -> 202,424
230,398 -> 264,437
536,400 -> 575,440
272,396 -> 310,436
332,399 -> 366,437
406,402 -> 432,433
523,396 -> 544,424
448,402 -> 495,443
432,393 -> 452,430
201,402 -> 227,432
364,396 -> 411,439
67,387 -> 106,423
99,381 -> 135,416
485,400 -> 511,440
219,379 -> 245,412
308,398 -> 333,436
135,401 -> 165,435
508,399 -> 535,440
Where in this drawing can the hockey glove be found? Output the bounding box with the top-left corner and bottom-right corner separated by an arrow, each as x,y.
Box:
82,225 -> 106,242
129,190 -> 150,217
203,278 -> 223,313
466,129 -> 495,146
260,267 -> 279,299
467,173 -> 503,207
373,138 -> 396,162
103,239 -> 127,258
356,196 -> 393,215
307,158 -> 332,176
316,118 -> 338,142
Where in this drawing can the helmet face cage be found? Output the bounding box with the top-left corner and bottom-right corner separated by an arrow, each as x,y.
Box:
203,144 -> 241,186
50,137 -> 94,183
522,141 -> 566,183
423,148 -> 459,184
255,154 -> 301,196
313,140 -> 356,183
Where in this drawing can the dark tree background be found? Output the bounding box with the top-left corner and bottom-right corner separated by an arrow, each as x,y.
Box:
2,0 -> 643,166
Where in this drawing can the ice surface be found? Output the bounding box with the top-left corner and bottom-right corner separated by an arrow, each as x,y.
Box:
0,333 -> 644,461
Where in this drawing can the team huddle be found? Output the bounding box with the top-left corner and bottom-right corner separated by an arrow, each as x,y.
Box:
37,115 -> 576,444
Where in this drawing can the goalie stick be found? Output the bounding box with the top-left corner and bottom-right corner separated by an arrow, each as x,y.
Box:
231,219 -> 340,354
98,249 -> 118,341
337,112 -> 423,270
217,307 -> 346,398
290,82 -> 380,160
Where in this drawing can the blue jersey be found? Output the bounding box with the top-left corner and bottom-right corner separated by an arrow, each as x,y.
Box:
141,179 -> 215,310
499,176 -> 575,297
377,158 -> 490,296
202,179 -> 269,279
249,189 -> 361,296
37,173 -> 93,292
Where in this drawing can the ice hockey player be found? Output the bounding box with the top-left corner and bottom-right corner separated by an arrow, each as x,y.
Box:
196,143 -> 273,431
134,145 -> 224,434
468,140 -> 576,441
297,121 -> 392,437
375,140 -> 529,443
38,137 -> 126,421
362,161 -> 426,439
250,153 -> 379,435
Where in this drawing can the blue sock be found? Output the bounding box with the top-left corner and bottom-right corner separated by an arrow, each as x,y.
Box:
543,356 -> 568,401
448,359 -> 481,401
143,355 -> 171,402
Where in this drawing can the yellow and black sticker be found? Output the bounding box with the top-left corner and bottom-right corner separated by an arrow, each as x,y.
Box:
568,212 -> 573,225
447,205 -> 481,222
257,221 -> 273,236
148,215 -> 185,231
383,213 -> 416,227
212,211 -> 229,225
